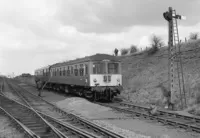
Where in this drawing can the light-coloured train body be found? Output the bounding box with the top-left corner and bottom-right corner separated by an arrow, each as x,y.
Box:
34,54 -> 123,101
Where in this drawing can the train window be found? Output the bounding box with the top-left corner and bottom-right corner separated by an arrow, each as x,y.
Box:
67,69 -> 70,76
74,69 -> 78,76
108,63 -> 119,74
63,68 -> 65,76
46,69 -> 48,76
71,66 -> 73,74
93,62 -> 105,74
79,68 -> 84,76
57,68 -> 59,76
79,64 -> 84,76
60,68 -> 62,76
85,64 -> 88,75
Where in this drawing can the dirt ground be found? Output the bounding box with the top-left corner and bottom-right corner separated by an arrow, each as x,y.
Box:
19,84 -> 200,138
0,113 -> 25,138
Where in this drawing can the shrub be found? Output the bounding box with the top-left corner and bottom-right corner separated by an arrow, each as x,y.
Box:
121,48 -> 129,55
146,34 -> 164,55
147,45 -> 158,55
189,32 -> 199,40
150,34 -> 164,48
196,92 -> 200,104
130,45 -> 138,54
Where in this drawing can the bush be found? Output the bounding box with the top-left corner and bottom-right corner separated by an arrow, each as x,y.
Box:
189,32 -> 199,40
147,45 -> 158,55
130,45 -> 138,54
121,48 -> 129,55
150,35 -> 164,48
196,92 -> 200,104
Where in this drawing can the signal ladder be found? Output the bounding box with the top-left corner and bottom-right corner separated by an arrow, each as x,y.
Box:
170,9 -> 187,108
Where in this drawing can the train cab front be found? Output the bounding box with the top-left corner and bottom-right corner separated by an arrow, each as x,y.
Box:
89,59 -> 123,102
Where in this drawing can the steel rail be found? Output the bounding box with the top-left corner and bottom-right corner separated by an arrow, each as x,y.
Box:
5,80 -> 97,138
0,94 -> 65,138
0,92 -> 99,138
4,80 -> 104,138
98,102 -> 200,133
0,107 -> 39,138
8,79 -> 125,138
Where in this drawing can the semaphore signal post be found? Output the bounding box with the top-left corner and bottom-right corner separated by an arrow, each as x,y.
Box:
163,7 -> 187,109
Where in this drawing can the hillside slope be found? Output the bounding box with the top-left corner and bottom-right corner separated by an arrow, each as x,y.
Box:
120,39 -> 200,110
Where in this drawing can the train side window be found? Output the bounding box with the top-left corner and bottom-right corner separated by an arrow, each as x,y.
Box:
46,69 -> 48,76
79,68 -> 83,76
60,68 -> 62,76
85,64 -> 88,75
74,65 -> 78,76
71,66 -> 74,74
63,67 -> 65,76
79,64 -> 84,76
74,69 -> 78,76
57,68 -> 59,76
67,66 -> 70,76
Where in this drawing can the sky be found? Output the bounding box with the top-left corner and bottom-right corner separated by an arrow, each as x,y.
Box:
0,0 -> 200,76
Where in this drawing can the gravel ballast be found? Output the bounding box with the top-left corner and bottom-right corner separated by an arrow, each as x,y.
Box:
0,114 -> 25,138
56,97 -> 152,138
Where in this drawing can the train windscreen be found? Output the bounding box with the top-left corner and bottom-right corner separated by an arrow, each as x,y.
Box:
93,62 -> 106,74
108,63 -> 119,74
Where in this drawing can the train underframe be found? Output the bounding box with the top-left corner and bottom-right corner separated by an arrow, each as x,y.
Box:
36,81 -> 122,102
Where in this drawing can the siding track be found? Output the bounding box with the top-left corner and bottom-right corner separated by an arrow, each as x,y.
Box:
3,78 -> 125,138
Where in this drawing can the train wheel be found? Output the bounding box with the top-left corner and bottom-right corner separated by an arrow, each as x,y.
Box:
90,91 -> 97,102
107,89 -> 113,102
64,86 -> 69,94
79,91 -> 84,97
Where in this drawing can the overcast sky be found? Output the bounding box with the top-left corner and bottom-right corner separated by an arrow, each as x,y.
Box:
0,0 -> 200,76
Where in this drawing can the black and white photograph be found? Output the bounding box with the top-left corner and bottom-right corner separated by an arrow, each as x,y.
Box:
0,0 -> 200,138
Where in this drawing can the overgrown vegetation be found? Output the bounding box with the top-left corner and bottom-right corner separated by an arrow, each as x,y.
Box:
120,48 -> 129,55
189,32 -> 199,40
130,45 -> 138,54
147,35 -> 164,55
150,34 -> 164,48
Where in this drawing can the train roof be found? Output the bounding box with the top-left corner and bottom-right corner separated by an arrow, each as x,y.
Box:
35,65 -> 50,72
52,53 -> 120,68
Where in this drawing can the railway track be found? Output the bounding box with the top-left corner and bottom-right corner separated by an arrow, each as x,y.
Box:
97,101 -> 200,133
0,94 -> 64,138
3,79 -> 125,138
0,105 -> 36,138
7,79 -> 200,134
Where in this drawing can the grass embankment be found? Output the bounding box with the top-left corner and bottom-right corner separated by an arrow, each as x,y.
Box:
120,39 -> 200,113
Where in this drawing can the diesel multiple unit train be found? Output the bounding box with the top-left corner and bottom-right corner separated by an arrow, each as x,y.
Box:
34,54 -> 123,101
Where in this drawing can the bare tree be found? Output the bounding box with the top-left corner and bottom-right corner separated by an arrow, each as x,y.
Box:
189,32 -> 199,40
147,35 -> 164,55
150,35 -> 164,48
